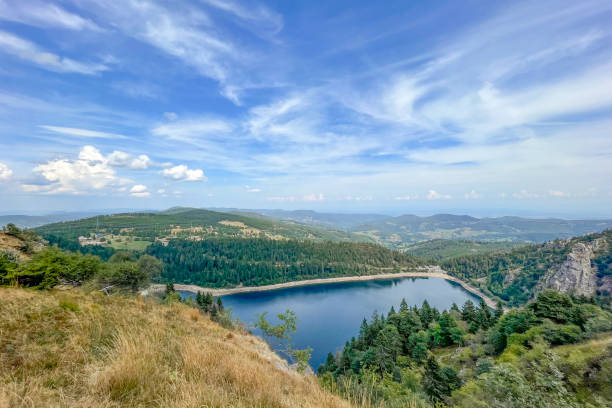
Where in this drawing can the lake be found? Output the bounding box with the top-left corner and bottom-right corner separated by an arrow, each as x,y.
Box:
180,276 -> 481,369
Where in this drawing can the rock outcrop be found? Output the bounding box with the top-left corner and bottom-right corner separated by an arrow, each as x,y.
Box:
539,238 -> 605,296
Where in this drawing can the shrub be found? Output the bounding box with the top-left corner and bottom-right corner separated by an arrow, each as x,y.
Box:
7,247 -> 101,289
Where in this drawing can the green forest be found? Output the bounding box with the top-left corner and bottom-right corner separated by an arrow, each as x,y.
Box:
404,239 -> 527,261
318,291 -> 612,407
147,238 -> 424,287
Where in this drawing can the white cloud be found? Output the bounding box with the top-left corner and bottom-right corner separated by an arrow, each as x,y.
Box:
79,145 -> 106,162
40,125 -> 127,139
23,146 -> 117,194
110,81 -> 161,100
395,194 -> 417,201
152,118 -> 232,144
157,188 -> 166,193
345,195 -> 374,201
464,190 -> 482,199
0,162 -> 12,180
106,151 -> 131,167
268,193 -> 324,202
512,190 -> 541,199
107,151 -> 152,170
303,193 -> 324,202
245,185 -> 261,193
267,195 -> 296,202
0,30 -> 108,74
130,184 -> 150,197
426,190 -> 452,200
549,190 -> 570,197
129,155 -> 152,170
162,164 -> 206,181
0,1 -> 101,31
200,0 -> 283,36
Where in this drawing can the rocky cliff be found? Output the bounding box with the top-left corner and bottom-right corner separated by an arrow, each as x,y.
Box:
539,237 -> 608,296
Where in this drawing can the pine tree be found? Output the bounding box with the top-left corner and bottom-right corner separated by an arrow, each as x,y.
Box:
478,298 -> 492,329
494,301 -> 504,321
216,297 -> 224,311
462,300 -> 477,322
400,298 -> 409,313
420,300 -> 433,327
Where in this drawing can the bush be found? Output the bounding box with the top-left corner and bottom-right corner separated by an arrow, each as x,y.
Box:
7,247 -> 101,289
0,250 -> 19,283
539,321 -> 582,345
4,223 -> 20,236
97,261 -> 148,292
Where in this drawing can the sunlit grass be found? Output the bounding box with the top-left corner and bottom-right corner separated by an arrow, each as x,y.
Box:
0,287 -> 350,407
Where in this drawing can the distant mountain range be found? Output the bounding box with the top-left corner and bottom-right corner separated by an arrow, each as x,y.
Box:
207,208 -> 390,229
0,212 -> 109,229
5,207 -> 612,251
211,209 -> 612,247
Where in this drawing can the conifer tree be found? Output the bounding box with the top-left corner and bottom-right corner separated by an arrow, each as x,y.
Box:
461,300 -> 477,322
478,298 -> 492,329
400,298 -> 409,313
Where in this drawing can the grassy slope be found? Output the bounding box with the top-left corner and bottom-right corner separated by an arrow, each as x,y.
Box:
0,288 -> 349,408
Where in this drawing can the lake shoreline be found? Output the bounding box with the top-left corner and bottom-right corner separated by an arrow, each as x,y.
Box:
144,266 -> 499,308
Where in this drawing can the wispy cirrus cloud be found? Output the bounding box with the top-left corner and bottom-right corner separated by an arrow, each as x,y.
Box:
76,0 -> 282,103
0,0 -> 101,31
39,125 -> 127,139
0,30 -> 108,74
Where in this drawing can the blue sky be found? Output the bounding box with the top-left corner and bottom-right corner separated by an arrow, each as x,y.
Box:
0,0 -> 611,217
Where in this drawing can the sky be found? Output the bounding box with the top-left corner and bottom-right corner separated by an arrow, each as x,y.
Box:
0,0 -> 611,217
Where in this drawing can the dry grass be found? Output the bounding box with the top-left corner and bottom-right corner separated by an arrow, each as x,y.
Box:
0,288 -> 351,408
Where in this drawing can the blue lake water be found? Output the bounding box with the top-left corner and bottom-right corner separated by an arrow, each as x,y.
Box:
180,277 -> 480,369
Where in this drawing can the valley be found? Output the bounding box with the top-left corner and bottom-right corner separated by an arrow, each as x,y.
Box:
1,215 -> 611,407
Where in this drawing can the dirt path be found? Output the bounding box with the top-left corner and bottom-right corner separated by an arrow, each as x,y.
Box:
144,266 -> 500,308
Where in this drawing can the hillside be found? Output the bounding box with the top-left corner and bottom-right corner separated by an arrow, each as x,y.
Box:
442,230 -> 612,306
350,214 -> 612,248
0,226 -> 46,260
405,239 -> 527,261
34,208 -> 373,253
0,287 -> 349,408
319,291 -> 612,407
147,238 -> 425,288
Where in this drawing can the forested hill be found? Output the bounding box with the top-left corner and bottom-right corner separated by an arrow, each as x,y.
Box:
147,238 -> 425,288
405,239 -> 527,261
319,290 -> 612,407
34,208 -> 372,251
442,229 -> 612,306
